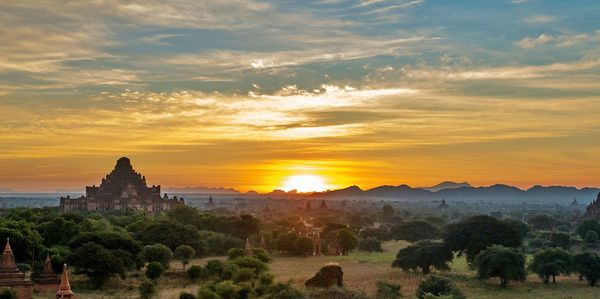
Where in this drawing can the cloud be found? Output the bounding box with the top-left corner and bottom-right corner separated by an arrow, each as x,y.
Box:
516,32 -> 596,49
522,15 -> 556,24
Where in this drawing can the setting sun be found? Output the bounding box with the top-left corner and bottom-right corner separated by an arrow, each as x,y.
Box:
281,175 -> 329,193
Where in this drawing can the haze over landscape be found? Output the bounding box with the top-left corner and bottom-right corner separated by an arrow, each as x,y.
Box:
1,1 -> 599,194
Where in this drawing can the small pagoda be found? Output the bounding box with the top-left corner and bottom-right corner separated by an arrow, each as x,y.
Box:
55,264 -> 75,299
305,201 -> 312,211
438,198 -> 449,209
318,200 -> 328,210
33,255 -> 60,293
0,238 -> 33,299
244,239 -> 253,256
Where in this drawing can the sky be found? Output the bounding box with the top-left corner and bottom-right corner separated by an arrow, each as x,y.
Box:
1,0 -> 600,192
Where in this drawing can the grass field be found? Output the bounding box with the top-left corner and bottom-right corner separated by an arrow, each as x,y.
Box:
33,241 -> 600,298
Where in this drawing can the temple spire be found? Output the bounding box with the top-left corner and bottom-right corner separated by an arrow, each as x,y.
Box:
56,264 -> 74,299
0,238 -> 17,271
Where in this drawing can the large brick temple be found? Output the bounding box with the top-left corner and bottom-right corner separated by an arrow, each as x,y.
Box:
60,157 -> 184,213
585,192 -> 600,219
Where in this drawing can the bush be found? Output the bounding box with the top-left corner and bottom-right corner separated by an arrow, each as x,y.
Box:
252,248 -> 272,263
179,292 -> 196,299
215,280 -> 241,299
0,288 -> 17,299
376,280 -> 402,298
187,265 -> 207,280
359,238 -> 383,253
205,259 -> 225,277
227,248 -> 245,260
232,267 -> 256,283
145,262 -> 165,280
266,282 -> 306,299
174,245 -> 196,269
197,286 -> 219,299
142,243 -> 173,269
139,280 -> 157,299
575,252 -> 600,286
416,274 -> 464,299
230,256 -> 268,274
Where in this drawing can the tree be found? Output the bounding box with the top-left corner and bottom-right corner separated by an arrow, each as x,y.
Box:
179,292 -> 197,299
474,245 -> 526,287
527,215 -> 555,231
141,220 -> 203,253
358,238 -> 383,253
69,241 -> 125,287
528,248 -> 573,284
336,229 -> 359,255
574,252 -> 600,286
139,280 -> 157,299
359,228 -> 391,241
391,221 -> 440,242
294,237 -> 314,257
392,240 -> 452,274
69,230 -> 143,269
0,218 -> 44,263
444,215 -> 522,265
37,217 -> 80,246
416,274 -> 464,299
502,219 -> 529,240
576,220 -> 600,239
381,204 -> 395,221
0,288 -> 17,299
174,245 -> 196,269
549,232 -> 570,249
142,244 -> 173,269
187,265 -> 207,280
145,262 -> 165,280
584,231 -> 599,248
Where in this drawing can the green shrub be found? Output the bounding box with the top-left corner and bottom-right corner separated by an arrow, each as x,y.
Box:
142,243 -> 173,268
139,280 -> 157,299
197,286 -> 219,299
252,248 -> 272,263
376,280 -> 402,298
179,292 -> 196,299
205,259 -> 225,277
187,265 -> 207,280
145,261 -> 165,280
215,280 -> 241,299
230,256 -> 268,274
227,248 -> 245,259
416,274 -> 464,299
232,267 -> 256,282
266,282 -> 306,299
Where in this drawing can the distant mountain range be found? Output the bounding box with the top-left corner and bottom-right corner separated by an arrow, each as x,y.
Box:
313,182 -> 600,204
165,182 -> 600,204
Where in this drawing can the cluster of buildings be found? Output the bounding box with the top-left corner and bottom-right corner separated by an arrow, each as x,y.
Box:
0,238 -> 74,299
60,157 -> 184,213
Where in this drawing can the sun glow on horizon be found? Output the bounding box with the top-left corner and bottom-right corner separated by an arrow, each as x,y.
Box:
281,174 -> 329,193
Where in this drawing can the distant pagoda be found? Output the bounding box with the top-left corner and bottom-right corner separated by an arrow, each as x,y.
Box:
206,195 -> 215,208
438,198 -> 449,209
0,238 -> 33,299
585,192 -> 600,219
60,157 -> 184,213
571,198 -> 579,207
305,201 -> 312,211
318,200 -> 328,210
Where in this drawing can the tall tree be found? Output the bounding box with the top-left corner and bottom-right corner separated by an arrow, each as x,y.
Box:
391,221 -> 440,242
574,252 -> 600,286
475,245 -> 526,287
444,215 -> 522,265
336,229 -> 359,256
392,240 -> 452,274
528,248 -> 573,284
